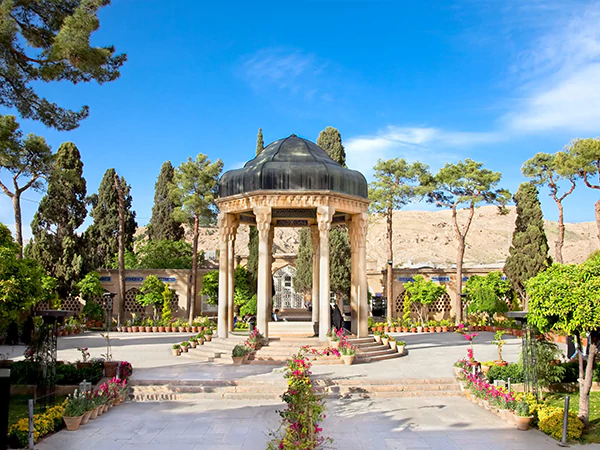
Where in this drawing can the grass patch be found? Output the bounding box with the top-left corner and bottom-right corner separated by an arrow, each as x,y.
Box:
545,392 -> 600,444
9,395 -> 66,427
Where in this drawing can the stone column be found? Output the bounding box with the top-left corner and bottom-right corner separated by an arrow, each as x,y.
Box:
227,217 -> 239,332
317,206 -> 334,341
217,213 -> 230,338
267,225 -> 275,317
310,224 -> 320,324
254,206 -> 272,338
349,220 -> 359,336
355,213 -> 369,337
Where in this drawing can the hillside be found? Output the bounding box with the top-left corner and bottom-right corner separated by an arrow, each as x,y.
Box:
150,206 -> 598,269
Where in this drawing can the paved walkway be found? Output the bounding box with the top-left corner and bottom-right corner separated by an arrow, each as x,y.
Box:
35,396 -> 594,450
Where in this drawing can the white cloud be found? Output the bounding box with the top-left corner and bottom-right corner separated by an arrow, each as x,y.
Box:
239,48 -> 328,95
345,126 -> 502,178
506,4 -> 600,132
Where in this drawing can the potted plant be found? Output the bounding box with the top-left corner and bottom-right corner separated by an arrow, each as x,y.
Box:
80,392 -> 95,425
152,319 -> 159,333
440,319 -> 449,333
373,330 -> 382,343
189,337 -> 198,348
204,328 -> 213,341
232,344 -> 247,365
63,390 -> 87,431
329,327 -> 342,348
180,341 -> 189,352
76,347 -> 92,370
381,333 -> 390,347
177,319 -> 185,333
480,361 -> 494,374
340,345 -> 356,365
513,401 -> 533,430
428,320 -> 437,333
172,344 -> 181,356
396,340 -> 406,354
100,333 -> 119,377
493,330 -> 508,366
389,336 -> 397,351
196,332 -> 205,345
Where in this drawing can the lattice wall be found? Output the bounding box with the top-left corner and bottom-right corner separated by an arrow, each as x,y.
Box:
273,265 -> 304,309
124,288 -> 145,314
394,291 -> 452,317
61,296 -> 83,313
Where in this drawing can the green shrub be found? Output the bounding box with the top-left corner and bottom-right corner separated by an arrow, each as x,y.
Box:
538,405 -> 584,441
8,402 -> 64,447
487,363 -> 524,383
232,345 -> 248,357
82,301 -> 104,322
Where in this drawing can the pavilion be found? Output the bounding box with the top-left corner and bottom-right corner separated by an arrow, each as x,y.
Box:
215,135 -> 370,341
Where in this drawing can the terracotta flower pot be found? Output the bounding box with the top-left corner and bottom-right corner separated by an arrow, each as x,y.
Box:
103,404 -> 109,413
132,326 -> 139,332
113,397 -> 121,406
390,341 -> 397,351
89,407 -> 98,420
145,326 -> 152,332
80,410 -> 93,425
341,354 -> 355,365
495,360 -> 508,367
384,326 -> 389,333
423,327 -> 429,333
397,345 -> 405,354
158,326 -> 165,332
63,415 -> 83,431
96,405 -> 104,416
104,361 -> 119,378
232,356 -> 244,365
126,326 -> 132,332
192,326 -> 199,332
181,346 -> 189,352
513,414 -> 533,431
152,326 -> 158,332
190,341 -> 197,348
205,334 -> 212,341
198,338 -> 204,345
172,349 -> 181,356
185,327 -> 191,332
442,326 -> 448,332
178,326 -> 185,332
77,362 -> 93,370
402,327 -> 409,332
165,327 -> 172,332
410,328 -> 417,333
381,338 -> 390,347
374,335 -> 382,343
435,326 -> 442,333
376,326 -> 384,332
429,327 -> 435,333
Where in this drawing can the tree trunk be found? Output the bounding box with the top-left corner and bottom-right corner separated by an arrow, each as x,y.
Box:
455,238 -> 465,323
386,207 -> 393,319
579,332 -> 599,427
189,216 -> 199,324
12,194 -> 23,258
113,174 -> 126,327
555,201 -> 565,264
595,200 -> 600,247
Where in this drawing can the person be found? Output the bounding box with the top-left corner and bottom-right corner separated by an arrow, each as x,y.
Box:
332,303 -> 344,331
246,313 -> 256,332
272,309 -> 280,322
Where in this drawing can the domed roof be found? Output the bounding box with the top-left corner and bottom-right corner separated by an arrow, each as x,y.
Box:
219,135 -> 368,199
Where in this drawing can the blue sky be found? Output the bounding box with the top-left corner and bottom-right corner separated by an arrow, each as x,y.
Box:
2,0 -> 600,239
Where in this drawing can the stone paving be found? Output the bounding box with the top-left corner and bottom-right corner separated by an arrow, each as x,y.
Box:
34,396 -> 597,450
5,331 -> 592,449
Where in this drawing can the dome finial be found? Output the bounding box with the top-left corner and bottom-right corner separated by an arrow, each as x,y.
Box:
290,133 -> 297,137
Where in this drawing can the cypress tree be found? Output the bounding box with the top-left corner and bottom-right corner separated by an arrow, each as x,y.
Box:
293,228 -> 313,295
329,225 -> 351,299
247,128 -> 265,290
84,168 -> 137,270
317,126 -> 346,167
504,182 -> 551,306
27,142 -> 87,298
148,161 -> 183,241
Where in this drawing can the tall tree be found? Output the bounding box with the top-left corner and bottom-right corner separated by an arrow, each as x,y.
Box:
329,225 -> 351,300
293,228 -> 313,296
317,126 -> 346,167
256,128 -> 265,155
27,142 -> 87,298
248,128 -> 265,290
148,161 -> 183,241
504,182 -> 551,307
369,158 -> 429,318
113,171 -> 127,326
522,152 -> 576,263
0,115 -> 52,255
84,168 -> 136,270
170,154 -> 223,323
527,253 -> 600,426
0,1 -> 126,130
566,138 -> 600,244
425,159 -> 510,323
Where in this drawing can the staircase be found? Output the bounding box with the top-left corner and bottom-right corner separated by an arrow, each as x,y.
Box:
179,335 -> 246,363
130,377 -> 460,401
246,336 -> 404,365
268,321 -> 316,337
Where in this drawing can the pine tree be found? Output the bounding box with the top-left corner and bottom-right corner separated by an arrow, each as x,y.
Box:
171,154 -> 223,323
0,115 -> 53,255
504,182 -> 551,307
27,142 -> 87,298
148,161 -> 184,241
0,1 -> 126,130
317,126 -> 346,167
84,168 -> 137,270
247,128 -> 265,290
293,228 -> 313,295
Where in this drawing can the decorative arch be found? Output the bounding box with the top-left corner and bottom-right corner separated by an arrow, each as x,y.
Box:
273,265 -> 304,309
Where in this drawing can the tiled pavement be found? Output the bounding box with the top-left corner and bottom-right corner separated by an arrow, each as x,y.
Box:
34,396 -> 597,450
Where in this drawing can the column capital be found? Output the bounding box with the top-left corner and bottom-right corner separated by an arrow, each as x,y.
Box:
253,206 -> 272,238
316,206 -> 335,234
349,212 -> 368,248
218,213 -> 239,242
